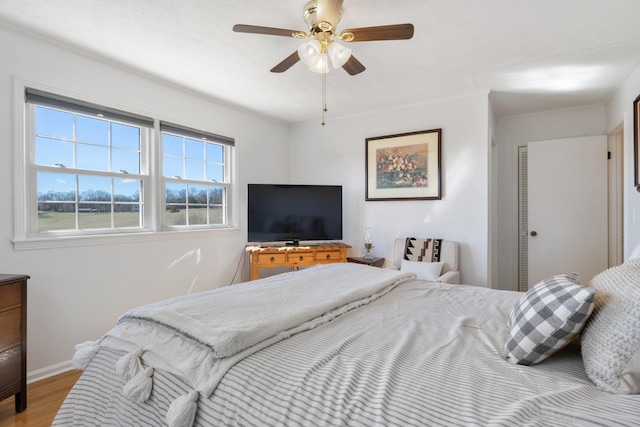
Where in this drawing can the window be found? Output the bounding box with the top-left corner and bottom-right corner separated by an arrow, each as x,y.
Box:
19,88 -> 235,243
160,122 -> 233,227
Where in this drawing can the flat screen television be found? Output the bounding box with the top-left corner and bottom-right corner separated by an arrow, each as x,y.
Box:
248,184 -> 343,245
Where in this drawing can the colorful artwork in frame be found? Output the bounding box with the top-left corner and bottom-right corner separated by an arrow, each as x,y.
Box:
366,129 -> 441,201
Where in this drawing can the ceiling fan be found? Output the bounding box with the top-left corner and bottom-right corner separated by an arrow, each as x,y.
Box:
232,0 -> 414,76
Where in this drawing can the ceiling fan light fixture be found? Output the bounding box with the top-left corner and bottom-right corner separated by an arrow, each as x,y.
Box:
328,41 -> 351,68
298,39 -> 330,73
298,39 -> 322,65
307,53 -> 329,73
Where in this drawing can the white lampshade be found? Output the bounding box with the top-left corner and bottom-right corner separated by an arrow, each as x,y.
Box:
298,39 -> 336,74
328,42 -> 352,68
298,40 -> 322,66
307,54 -> 329,73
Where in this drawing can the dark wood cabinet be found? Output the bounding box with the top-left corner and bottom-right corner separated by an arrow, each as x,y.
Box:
0,274 -> 28,412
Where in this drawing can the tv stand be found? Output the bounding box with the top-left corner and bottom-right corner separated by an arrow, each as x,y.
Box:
245,243 -> 351,280
285,239 -> 300,246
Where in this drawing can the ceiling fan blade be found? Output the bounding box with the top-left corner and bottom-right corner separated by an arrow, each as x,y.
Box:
233,24 -> 302,38
342,55 -> 366,76
340,23 -> 414,42
316,0 -> 343,31
270,51 -> 301,73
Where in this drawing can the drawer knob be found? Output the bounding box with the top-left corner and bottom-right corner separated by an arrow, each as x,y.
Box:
326,254 -> 330,260
270,257 -> 275,262
299,256 -> 304,261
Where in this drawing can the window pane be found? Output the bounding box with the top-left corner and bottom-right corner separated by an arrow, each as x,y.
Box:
208,205 -> 224,224
185,160 -> 204,180
206,143 -> 223,163
112,123 -> 140,150
37,207 -> 76,231
37,172 -> 76,201
209,187 -> 224,205
113,149 -> 140,174
79,176 -> 111,202
189,207 -> 207,225
186,138 -> 204,160
114,204 -> 141,228
188,185 -> 207,204
163,134 -> 183,157
36,137 -> 73,166
77,144 -> 109,171
79,204 -> 111,229
114,178 -> 141,202
37,172 -> 76,231
166,205 -> 186,225
206,163 -> 223,182
164,156 -> 183,178
35,107 -> 73,139
166,182 -> 186,204
76,115 -> 109,145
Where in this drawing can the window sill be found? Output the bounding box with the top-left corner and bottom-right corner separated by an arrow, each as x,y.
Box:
12,227 -> 240,251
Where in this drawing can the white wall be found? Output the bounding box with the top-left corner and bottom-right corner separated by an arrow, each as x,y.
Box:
494,104 -> 608,290
606,62 -> 640,258
0,27 -> 290,379
289,94 -> 491,286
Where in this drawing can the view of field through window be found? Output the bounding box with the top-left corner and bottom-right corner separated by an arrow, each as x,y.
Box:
34,103 -> 227,232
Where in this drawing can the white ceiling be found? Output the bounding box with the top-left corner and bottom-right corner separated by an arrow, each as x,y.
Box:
2,0 -> 640,125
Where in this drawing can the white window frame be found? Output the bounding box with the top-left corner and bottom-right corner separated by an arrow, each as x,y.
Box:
160,121 -> 234,229
12,80 -> 237,250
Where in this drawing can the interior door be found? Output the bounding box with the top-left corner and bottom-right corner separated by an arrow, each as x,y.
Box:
527,136 -> 608,286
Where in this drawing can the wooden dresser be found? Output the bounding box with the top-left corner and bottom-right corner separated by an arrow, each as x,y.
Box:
246,243 -> 351,280
0,274 -> 29,412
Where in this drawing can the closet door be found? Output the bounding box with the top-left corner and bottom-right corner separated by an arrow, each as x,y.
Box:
527,136 -> 608,286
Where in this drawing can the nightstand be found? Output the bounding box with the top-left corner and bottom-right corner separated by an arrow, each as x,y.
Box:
347,257 -> 385,268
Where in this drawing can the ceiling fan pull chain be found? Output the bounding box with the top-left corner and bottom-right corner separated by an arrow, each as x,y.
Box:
322,56 -> 327,126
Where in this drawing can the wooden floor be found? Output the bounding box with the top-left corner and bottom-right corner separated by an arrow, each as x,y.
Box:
0,370 -> 82,427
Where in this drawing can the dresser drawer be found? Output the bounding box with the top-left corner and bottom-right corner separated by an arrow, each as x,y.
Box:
0,308 -> 21,351
0,282 -> 21,310
257,253 -> 287,265
0,345 -> 21,395
287,252 -> 315,266
315,250 -> 342,262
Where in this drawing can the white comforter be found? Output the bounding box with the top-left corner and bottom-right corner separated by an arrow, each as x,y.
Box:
58,267 -> 640,427
82,264 -> 413,403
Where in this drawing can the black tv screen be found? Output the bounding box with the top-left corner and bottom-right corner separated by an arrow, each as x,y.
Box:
248,184 -> 343,244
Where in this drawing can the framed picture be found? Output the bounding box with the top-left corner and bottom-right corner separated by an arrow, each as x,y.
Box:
634,94 -> 640,192
366,129 -> 441,201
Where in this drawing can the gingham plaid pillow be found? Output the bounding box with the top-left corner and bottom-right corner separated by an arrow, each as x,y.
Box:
504,273 -> 596,365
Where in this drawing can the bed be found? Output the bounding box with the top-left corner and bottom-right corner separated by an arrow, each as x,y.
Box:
53,262 -> 640,426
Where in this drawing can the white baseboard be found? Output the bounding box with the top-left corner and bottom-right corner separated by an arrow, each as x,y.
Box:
27,359 -> 75,384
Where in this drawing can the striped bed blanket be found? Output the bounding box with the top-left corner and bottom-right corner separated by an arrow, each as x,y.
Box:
55,265 -> 640,426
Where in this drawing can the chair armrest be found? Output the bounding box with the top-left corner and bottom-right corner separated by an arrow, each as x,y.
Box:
436,270 -> 460,284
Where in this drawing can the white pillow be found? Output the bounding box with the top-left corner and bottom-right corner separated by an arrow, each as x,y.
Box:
581,259 -> 640,394
400,259 -> 444,281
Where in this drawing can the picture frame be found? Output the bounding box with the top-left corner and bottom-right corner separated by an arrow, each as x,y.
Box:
366,129 -> 441,201
634,94 -> 640,192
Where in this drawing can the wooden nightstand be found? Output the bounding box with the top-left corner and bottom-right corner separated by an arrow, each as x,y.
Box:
347,257 -> 385,268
